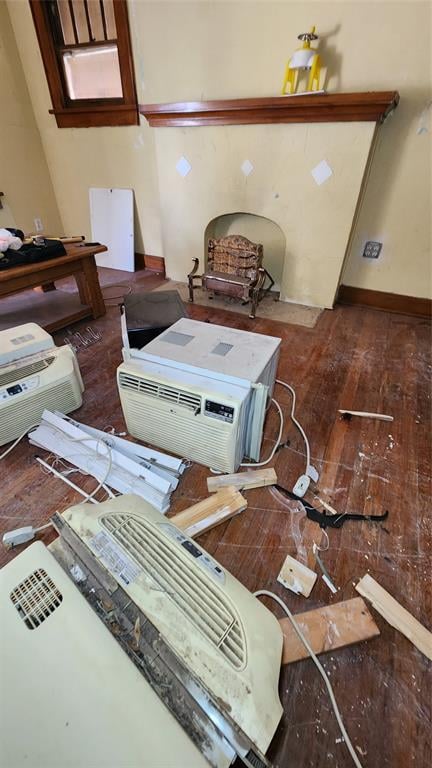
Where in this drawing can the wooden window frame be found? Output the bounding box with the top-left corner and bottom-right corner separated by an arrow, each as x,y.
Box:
29,0 -> 138,128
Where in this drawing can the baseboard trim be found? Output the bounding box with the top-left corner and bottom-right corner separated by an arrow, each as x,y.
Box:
135,252 -> 166,276
337,285 -> 431,318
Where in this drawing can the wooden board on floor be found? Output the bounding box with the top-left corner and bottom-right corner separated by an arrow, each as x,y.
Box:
280,597 -> 380,664
356,574 -> 432,661
170,487 -> 247,538
207,468 -> 277,492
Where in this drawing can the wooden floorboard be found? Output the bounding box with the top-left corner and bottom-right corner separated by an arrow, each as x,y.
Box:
1,269 -> 431,768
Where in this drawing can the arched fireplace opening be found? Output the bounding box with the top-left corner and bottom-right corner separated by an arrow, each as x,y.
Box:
204,212 -> 286,292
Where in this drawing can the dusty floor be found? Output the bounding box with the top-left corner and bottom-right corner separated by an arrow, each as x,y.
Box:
1,268 -> 431,768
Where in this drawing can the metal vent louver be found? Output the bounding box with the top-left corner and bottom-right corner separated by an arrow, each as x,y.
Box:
118,372 -> 201,413
0,356 -> 54,388
102,514 -> 246,668
10,568 -> 63,630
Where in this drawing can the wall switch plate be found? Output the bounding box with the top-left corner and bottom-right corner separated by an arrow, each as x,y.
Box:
363,241 -> 382,259
34,218 -> 43,232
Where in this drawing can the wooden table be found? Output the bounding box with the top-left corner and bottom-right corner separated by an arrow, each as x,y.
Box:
0,243 -> 107,333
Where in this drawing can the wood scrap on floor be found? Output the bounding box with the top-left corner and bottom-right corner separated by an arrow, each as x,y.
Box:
339,409 -> 394,422
356,574 -> 432,661
277,554 -> 317,597
170,486 -> 247,538
279,597 -> 380,664
207,468 -> 277,493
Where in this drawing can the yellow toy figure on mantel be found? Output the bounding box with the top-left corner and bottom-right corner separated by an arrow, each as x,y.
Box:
281,26 -> 322,95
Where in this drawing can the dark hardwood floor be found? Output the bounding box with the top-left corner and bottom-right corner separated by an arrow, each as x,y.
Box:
1,269 -> 431,768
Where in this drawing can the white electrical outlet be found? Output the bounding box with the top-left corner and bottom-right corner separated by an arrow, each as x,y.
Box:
34,218 -> 43,232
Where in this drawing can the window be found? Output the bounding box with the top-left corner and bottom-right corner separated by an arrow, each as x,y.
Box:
30,0 -> 138,128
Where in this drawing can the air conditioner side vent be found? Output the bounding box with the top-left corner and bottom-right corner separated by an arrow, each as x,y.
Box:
10,568 -> 63,629
118,372 -> 201,412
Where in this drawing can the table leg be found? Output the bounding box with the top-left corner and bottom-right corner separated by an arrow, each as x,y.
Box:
81,256 -> 106,318
74,271 -> 90,306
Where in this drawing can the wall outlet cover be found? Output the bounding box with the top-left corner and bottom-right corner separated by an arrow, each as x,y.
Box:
362,241 -> 383,259
34,218 -> 43,232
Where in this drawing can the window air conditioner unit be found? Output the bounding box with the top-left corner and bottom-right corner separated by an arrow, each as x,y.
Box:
117,318 -> 281,472
0,323 -> 83,446
0,494 -> 283,768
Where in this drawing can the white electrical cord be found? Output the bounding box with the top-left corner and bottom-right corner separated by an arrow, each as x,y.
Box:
47,432 -> 113,502
240,398 -> 284,467
36,457 -> 100,504
0,422 -> 41,460
275,379 -> 310,473
254,590 -> 363,768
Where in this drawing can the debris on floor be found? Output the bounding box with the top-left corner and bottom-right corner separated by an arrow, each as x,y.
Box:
170,486 -> 247,537
207,467 -> 277,492
279,597 -> 380,664
29,409 -> 183,513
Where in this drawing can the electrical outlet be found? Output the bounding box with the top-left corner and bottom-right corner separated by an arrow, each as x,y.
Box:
362,240 -> 382,259
34,218 -> 43,232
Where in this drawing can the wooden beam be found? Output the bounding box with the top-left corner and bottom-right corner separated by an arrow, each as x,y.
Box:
207,468 -> 277,493
170,487 -> 247,538
279,597 -> 380,664
356,574 -> 432,661
277,554 -> 317,597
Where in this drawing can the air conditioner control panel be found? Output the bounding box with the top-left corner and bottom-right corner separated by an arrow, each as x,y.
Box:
160,523 -> 225,584
204,399 -> 234,423
0,376 -> 39,401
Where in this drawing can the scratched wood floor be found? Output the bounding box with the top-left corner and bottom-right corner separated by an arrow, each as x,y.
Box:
1,272 -> 431,768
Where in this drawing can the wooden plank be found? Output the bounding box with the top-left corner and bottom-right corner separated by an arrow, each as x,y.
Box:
356,574 -> 432,660
170,487 -> 247,538
338,409 -> 394,422
207,468 -> 277,493
277,554 -> 317,597
279,597 -> 380,664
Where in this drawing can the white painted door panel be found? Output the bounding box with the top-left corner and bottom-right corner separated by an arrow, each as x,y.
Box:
89,187 -> 134,271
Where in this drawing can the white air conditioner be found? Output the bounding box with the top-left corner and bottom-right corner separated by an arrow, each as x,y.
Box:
0,323 -> 83,445
0,494 -> 283,767
117,318 -> 281,472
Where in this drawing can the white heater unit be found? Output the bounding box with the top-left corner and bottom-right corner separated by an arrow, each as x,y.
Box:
117,318 -> 280,472
0,323 -> 83,446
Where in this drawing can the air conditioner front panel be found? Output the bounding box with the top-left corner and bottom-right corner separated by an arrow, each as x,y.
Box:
0,347 -> 83,446
62,495 -> 283,754
0,542 -> 210,768
120,390 -> 239,472
118,365 -> 248,473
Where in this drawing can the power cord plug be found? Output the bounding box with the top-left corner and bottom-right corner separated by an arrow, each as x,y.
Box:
2,522 -> 52,550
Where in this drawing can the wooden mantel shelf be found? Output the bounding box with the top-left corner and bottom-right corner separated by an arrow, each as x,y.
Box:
139,91 -> 399,128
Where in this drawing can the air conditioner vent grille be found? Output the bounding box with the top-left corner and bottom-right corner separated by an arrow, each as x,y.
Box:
10,568 -> 63,630
0,356 -> 54,388
118,372 -> 201,412
102,514 -> 245,668
0,380 -> 81,445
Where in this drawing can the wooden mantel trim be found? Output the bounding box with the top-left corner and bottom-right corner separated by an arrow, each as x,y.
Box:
139,91 -> 399,127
